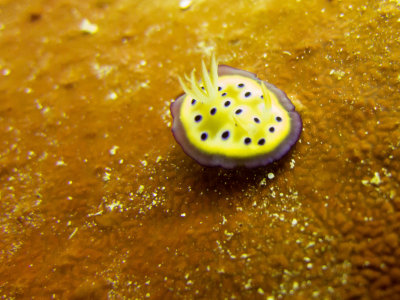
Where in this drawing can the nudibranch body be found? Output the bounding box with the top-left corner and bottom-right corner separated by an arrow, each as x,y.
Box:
170,56 -> 302,168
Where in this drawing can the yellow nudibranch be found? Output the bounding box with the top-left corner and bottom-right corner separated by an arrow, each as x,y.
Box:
170,56 -> 302,168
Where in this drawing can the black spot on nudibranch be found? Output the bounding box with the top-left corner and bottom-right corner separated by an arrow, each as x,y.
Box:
269,127 -> 275,133
258,138 -> 265,146
201,132 -> 208,141
221,131 -> 230,140
245,92 -> 251,97
254,117 -> 260,123
238,83 -> 244,88
276,116 -> 282,122
224,100 -> 231,107
235,109 -> 243,115
221,92 -> 227,97
218,86 -> 222,91
210,107 -> 217,115
194,115 -> 202,122
191,99 -> 197,105
244,137 -> 252,145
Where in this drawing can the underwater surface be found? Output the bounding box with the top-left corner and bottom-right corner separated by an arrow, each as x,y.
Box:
0,0 -> 400,298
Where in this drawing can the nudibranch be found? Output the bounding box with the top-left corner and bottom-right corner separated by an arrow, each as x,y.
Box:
170,56 -> 302,168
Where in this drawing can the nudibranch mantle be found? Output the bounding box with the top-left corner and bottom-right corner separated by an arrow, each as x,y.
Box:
170,56 -> 302,168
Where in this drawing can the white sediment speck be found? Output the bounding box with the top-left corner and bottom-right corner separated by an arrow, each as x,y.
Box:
361,171 -> 382,186
244,279 -> 252,289
370,172 -> 382,185
109,145 -> 119,156
267,173 -> 275,179
92,63 -> 114,79
137,185 -> 145,194
103,171 -> 111,182
179,0 -> 192,10
2,68 -> 10,76
290,158 -> 295,169
107,201 -> 122,211
55,160 -> 66,166
107,91 -> 118,100
329,69 -> 346,80
222,215 -> 227,225
80,19 -> 98,34
68,227 -> 78,239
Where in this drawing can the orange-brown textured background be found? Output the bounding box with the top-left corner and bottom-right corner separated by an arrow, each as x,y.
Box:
1,0 -> 400,299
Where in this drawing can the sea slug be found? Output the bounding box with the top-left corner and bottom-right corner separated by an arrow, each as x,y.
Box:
170,56 -> 302,168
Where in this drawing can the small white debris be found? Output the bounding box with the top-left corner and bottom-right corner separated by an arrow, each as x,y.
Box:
257,288 -> 264,295
221,215 -> 227,225
109,145 -> 119,156
267,173 -> 275,179
224,230 -> 233,237
107,201 -> 122,211
244,279 -> 252,289
179,0 -> 192,10
2,68 -> 10,76
291,218 -> 298,226
103,171 -> 111,182
55,160 -> 66,166
329,69 -> 346,80
370,172 -> 382,185
107,91 -> 118,101
290,159 -> 295,169
87,210 -> 103,217
181,213 -> 186,217
80,18 -> 98,34
68,227 -> 78,239
362,172 -> 382,186
306,241 -> 315,248
156,156 -> 162,163
312,291 -> 320,298
137,185 -> 145,194
92,63 -> 114,79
